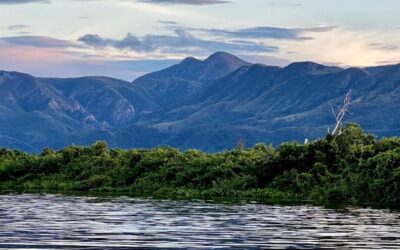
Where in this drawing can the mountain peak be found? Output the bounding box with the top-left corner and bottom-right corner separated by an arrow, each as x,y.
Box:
285,61 -> 327,71
135,52 -> 251,83
204,52 -> 249,65
181,56 -> 201,65
278,61 -> 343,78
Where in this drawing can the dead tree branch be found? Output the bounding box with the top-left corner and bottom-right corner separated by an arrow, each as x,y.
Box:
330,90 -> 352,136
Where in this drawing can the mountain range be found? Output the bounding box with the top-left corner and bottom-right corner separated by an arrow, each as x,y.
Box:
1,52 -> 400,152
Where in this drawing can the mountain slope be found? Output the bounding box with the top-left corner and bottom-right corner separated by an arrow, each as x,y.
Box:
44,76 -> 157,126
135,60 -> 399,150
0,72 -> 155,151
1,53 -> 400,152
0,71 -> 97,151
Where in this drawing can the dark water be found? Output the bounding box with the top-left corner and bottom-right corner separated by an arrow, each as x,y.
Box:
1,194 -> 400,249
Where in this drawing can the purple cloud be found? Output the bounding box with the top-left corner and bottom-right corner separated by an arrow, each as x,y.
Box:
78,29 -> 278,53
165,24 -> 338,40
1,36 -> 79,48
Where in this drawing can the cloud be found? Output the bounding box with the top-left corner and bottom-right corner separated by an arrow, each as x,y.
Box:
78,23 -> 337,56
1,36 -> 79,48
0,46 -> 179,80
0,38 -> 180,80
176,25 -> 338,40
7,25 -> 30,31
0,0 -> 49,4
196,27 -> 306,40
369,42 -> 399,51
158,20 -> 179,25
78,28 -> 278,54
137,0 -> 229,5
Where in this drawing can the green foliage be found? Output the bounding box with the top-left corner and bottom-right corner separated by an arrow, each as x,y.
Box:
1,126 -> 400,205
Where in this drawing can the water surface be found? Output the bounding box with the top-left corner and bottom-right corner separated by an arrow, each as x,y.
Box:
1,194 -> 400,249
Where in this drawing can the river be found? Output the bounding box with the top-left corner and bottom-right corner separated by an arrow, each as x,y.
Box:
0,194 -> 399,249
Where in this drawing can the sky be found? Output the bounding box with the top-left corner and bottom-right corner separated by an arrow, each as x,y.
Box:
0,0 -> 399,80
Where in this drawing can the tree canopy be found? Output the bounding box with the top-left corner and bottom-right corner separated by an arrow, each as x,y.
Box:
1,124 -> 399,205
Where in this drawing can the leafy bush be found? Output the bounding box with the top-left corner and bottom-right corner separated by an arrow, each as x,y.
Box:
0,124 -> 399,205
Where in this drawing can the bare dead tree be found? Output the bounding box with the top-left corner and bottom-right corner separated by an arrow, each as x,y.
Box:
236,139 -> 245,150
330,90 -> 352,136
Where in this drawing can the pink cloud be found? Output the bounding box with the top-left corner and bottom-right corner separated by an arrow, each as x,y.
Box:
0,40 -> 177,80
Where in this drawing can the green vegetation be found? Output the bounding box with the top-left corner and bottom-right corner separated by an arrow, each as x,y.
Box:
1,124 -> 400,205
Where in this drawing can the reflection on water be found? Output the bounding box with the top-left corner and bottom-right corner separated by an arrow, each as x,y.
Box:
0,194 -> 400,249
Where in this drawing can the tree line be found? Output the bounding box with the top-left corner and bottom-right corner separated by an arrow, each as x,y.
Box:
0,124 -> 399,205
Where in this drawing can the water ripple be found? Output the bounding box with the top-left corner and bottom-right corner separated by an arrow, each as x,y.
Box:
0,194 -> 400,249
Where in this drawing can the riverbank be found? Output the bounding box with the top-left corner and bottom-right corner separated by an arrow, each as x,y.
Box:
1,124 -> 400,206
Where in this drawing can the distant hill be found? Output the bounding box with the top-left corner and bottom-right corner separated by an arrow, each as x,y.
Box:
1,52 -> 400,152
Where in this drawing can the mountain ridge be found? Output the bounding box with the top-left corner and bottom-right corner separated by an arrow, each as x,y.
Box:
1,52 -> 400,152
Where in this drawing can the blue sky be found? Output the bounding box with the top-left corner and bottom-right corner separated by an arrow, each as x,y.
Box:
0,0 -> 399,80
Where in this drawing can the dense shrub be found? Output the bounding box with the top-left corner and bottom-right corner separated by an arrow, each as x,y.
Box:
0,124 -> 399,205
